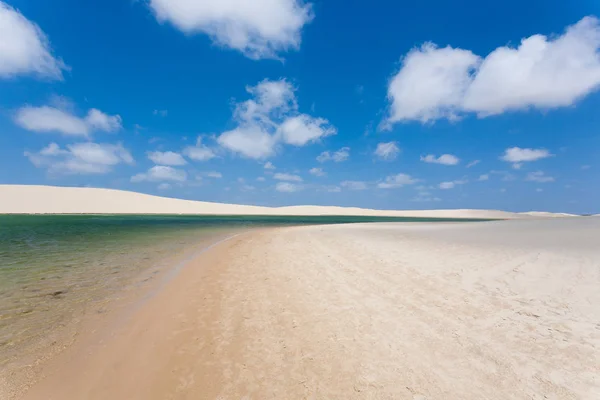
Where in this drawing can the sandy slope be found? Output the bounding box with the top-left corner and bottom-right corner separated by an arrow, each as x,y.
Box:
19,218 -> 600,400
0,185 -> 572,218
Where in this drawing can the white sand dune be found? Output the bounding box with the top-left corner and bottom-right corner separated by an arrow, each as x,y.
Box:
0,185 -> 575,219
18,218 -> 600,399
520,211 -> 579,217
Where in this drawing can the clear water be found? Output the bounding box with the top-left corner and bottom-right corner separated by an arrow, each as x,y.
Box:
0,214 -> 490,370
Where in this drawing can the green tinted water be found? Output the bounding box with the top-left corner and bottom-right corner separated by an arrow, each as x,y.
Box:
0,214 -> 490,370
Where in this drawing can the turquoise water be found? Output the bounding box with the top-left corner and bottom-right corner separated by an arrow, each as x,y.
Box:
0,214 -> 490,369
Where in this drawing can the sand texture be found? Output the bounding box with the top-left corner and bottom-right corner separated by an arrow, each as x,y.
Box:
15,218 -> 600,400
0,184 -> 573,218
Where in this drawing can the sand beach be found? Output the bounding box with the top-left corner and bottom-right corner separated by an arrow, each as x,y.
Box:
5,215 -> 598,400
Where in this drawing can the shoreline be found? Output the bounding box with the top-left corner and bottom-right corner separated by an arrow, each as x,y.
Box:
13,219 -> 600,399
1,228 -> 251,400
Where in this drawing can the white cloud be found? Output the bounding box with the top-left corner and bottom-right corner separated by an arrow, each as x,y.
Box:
15,106 -> 122,137
25,142 -> 133,175
463,17 -> 600,115
500,147 -> 552,166
526,171 -> 555,183
256,176 -> 266,182
264,161 -> 276,169
377,173 -> 418,189
147,151 -> 187,166
276,114 -> 336,146
386,17 -> 600,124
387,43 -> 479,123
218,125 -> 277,159
490,170 -> 517,182
158,183 -> 171,190
340,180 -> 367,190
148,0 -> 313,60
317,147 -> 350,163
131,165 -> 187,183
412,191 -> 441,202
275,181 -> 302,192
273,172 -> 302,182
309,167 -> 325,176
374,141 -> 400,161
0,2 -> 67,79
439,179 -> 468,189
205,171 -> 222,178
466,160 -> 480,168
324,185 -> 341,193
536,188 -> 543,192
183,137 -> 217,161
420,154 -> 460,165
478,174 -> 489,181
153,109 -> 168,117
85,109 -> 122,132
217,79 -> 336,159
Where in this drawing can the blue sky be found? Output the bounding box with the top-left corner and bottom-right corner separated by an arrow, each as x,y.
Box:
1,0 -> 599,213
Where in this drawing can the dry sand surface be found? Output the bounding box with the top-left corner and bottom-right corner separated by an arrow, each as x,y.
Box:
16,218 -> 600,400
0,184 -> 573,219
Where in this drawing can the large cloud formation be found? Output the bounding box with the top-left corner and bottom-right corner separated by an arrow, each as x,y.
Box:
387,17 -> 600,124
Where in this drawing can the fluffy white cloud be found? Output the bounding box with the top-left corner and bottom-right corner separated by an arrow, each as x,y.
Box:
148,0 -> 313,59
500,147 -> 552,166
309,167 -> 325,176
387,43 -> 478,123
386,17 -> 600,124
317,147 -> 350,163
147,151 -> 187,166
131,165 -> 187,183
85,109 -> 123,132
276,114 -> 336,146
526,171 -> 555,183
15,106 -> 122,137
377,173 -> 418,189
478,174 -> 489,181
275,182 -> 302,192
183,137 -> 217,161
0,2 -> 67,79
264,161 -> 276,169
463,17 -> 600,115
466,160 -> 480,168
374,141 -> 400,161
340,180 -> 367,190
439,179 -> 468,190
217,79 -> 336,159
25,142 -> 133,175
420,154 -> 460,165
218,125 -> 277,159
273,172 -> 302,182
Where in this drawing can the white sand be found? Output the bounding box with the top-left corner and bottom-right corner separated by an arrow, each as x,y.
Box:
17,218 -> 600,400
0,185 -> 576,218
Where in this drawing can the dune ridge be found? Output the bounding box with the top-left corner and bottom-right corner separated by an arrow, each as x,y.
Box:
0,185 -> 576,219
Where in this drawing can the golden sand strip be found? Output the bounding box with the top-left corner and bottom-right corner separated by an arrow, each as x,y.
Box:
19,220 -> 600,399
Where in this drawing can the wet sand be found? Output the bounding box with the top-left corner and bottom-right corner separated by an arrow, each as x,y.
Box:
15,219 -> 600,399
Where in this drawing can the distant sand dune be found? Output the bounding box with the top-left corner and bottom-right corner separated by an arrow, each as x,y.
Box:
0,185 -> 576,218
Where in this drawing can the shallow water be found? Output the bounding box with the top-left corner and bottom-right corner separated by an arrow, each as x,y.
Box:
0,214 -> 489,371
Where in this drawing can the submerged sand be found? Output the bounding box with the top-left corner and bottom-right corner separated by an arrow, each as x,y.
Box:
12,218 -> 600,399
